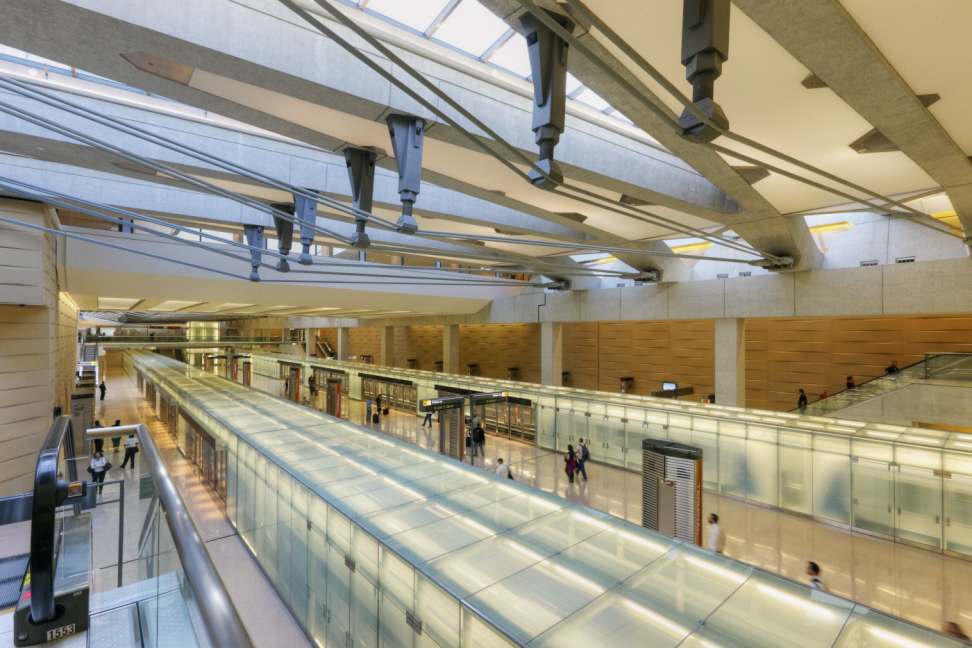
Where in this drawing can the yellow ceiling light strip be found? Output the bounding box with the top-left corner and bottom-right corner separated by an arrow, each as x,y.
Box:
579,256 -> 618,266
930,210 -> 962,231
670,241 -> 713,255
807,222 -> 852,234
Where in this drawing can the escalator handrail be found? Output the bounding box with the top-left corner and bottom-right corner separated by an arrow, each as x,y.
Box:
86,424 -> 254,648
28,416 -> 77,623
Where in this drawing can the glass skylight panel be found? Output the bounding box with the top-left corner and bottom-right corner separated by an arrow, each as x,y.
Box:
574,88 -> 612,112
565,73 -> 583,95
364,0 -> 452,32
486,33 -> 530,77
432,0 -> 510,57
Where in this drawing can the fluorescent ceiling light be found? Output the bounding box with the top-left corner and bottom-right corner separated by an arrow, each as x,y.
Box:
148,300 -> 203,312
97,297 -> 140,310
192,303 -> 255,313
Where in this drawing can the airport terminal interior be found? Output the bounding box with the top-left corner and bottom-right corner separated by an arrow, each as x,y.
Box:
4,0 -> 972,646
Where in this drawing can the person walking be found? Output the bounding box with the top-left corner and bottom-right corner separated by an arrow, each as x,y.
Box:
564,445 -> 577,484
111,420 -> 122,453
422,410 -> 433,427
707,513 -> 726,554
819,389 -> 828,400
366,398 -> 373,420
575,438 -> 589,481
495,458 -> 511,479
99,380 -> 106,401
943,622 -> 970,641
88,451 -> 109,494
92,420 -> 104,453
806,562 -> 827,592
121,433 -> 139,469
846,376 -> 855,389
885,360 -> 900,374
472,423 -> 485,458
471,413 -> 482,432
797,389 -> 808,408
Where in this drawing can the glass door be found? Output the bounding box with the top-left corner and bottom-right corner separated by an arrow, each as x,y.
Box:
945,474 -> 972,556
326,542 -> 351,648
496,404 -> 510,438
895,466 -> 943,548
538,402 -> 556,450
309,529 -> 328,646
513,405 -> 535,443
851,459 -> 893,536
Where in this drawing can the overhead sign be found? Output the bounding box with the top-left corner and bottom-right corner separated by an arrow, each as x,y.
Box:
420,395 -> 465,412
469,391 -> 508,407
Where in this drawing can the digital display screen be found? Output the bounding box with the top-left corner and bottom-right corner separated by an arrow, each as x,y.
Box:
663,382 -> 677,392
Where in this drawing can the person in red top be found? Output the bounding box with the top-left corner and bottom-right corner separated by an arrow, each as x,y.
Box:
846,376 -> 855,389
564,445 -> 577,484
820,389 -> 828,399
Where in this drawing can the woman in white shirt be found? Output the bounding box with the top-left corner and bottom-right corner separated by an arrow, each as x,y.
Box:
89,451 -> 109,494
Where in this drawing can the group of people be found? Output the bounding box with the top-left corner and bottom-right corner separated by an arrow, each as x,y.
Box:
563,439 -> 589,483
798,361 -> 902,406
88,419 -> 140,494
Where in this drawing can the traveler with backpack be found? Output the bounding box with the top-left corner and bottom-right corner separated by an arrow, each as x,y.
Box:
472,424 -> 485,458
575,438 -> 589,481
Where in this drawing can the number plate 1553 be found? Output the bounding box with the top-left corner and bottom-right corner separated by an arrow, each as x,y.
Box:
46,624 -> 76,640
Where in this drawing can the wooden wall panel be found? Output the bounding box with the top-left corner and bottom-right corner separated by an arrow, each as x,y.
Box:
458,323 -> 541,383
746,315 -> 972,411
562,323 -> 598,389
349,327 -> 381,364
395,326 -> 443,371
602,320 -> 713,400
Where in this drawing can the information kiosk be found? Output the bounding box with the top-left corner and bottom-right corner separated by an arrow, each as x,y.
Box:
420,395 -> 465,460
231,353 -> 250,381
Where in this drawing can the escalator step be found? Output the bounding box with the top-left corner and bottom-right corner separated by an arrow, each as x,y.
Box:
0,553 -> 28,610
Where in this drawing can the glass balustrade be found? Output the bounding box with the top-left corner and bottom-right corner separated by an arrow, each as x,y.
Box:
240,352 -> 972,557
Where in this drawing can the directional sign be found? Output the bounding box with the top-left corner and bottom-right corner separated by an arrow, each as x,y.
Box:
469,391 -> 508,407
420,395 -> 465,412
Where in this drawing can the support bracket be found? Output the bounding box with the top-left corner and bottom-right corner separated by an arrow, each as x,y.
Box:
294,192 -> 318,265
243,224 -> 264,282
521,9 -> 574,189
386,114 -> 423,235
678,0 -> 731,142
345,146 -> 378,248
269,203 -> 295,272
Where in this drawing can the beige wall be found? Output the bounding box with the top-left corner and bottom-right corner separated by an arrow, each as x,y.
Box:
459,323 -> 541,383
0,199 -> 79,496
394,326 -> 443,371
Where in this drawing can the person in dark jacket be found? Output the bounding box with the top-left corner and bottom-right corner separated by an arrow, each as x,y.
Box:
99,380 -> 106,401
92,420 -> 104,453
846,376 -> 855,389
472,424 -> 485,458
885,361 -> 900,374
111,420 -> 122,453
797,390 -> 808,408
565,445 -> 577,484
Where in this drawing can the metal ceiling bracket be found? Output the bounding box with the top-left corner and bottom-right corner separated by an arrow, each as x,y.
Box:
345,146 -> 377,248
749,256 -> 794,271
521,9 -> 574,190
294,191 -> 318,264
678,0 -> 730,143
243,224 -> 264,282
386,114 -> 423,235
269,202 -> 295,272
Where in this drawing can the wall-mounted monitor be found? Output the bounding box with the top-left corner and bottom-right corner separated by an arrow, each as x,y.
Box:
662,382 -> 677,392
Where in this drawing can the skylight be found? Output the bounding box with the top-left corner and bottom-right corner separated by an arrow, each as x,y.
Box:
486,33 -> 530,77
362,0 -> 452,33
432,0 -> 510,57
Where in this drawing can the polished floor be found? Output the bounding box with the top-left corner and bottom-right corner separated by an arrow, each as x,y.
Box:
238,366 -> 972,636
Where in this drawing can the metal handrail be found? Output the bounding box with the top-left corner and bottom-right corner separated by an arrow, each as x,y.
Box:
86,424 -> 254,648
28,416 -> 81,623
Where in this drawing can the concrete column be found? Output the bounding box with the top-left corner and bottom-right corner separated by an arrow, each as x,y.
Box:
443,324 -> 459,374
380,326 -> 396,367
305,327 -> 317,357
336,327 -> 349,360
541,322 -> 563,386
715,318 -> 746,406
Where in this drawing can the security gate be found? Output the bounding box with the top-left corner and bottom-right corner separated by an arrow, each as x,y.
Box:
642,438 -> 702,545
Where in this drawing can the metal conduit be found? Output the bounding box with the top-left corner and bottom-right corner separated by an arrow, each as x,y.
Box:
278,0 -> 772,260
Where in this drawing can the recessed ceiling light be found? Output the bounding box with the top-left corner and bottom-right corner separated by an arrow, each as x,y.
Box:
148,300 -> 202,312
97,297 -> 140,310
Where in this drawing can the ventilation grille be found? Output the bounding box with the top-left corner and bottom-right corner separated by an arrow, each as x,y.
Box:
641,450 -> 663,530
716,273 -> 728,279
860,260 -> 878,267
896,256 -> 916,264
738,271 -> 751,277
666,457 -> 700,544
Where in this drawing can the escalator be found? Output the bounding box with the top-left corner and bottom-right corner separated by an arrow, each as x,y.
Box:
1,417 -> 254,647
316,337 -> 334,358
